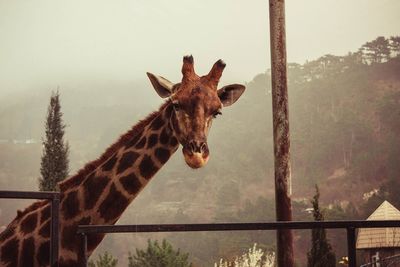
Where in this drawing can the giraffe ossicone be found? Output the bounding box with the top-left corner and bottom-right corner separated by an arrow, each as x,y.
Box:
0,56 -> 245,267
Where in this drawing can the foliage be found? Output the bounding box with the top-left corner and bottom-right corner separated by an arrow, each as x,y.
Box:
389,36 -> 400,56
128,239 -> 193,267
362,88 -> 400,214
88,251 -> 118,267
215,243 -> 275,267
361,192 -> 385,218
38,91 -> 69,191
307,185 -> 336,267
360,36 -> 391,63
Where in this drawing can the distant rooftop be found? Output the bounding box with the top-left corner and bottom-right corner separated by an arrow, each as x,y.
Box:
357,201 -> 400,249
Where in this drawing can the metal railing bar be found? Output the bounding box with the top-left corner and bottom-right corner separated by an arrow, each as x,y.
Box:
360,253 -> 400,267
77,220 -> 400,234
0,190 -> 59,200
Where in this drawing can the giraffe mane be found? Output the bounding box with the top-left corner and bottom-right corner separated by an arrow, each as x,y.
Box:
58,100 -> 171,192
0,200 -> 47,242
16,201 -> 46,218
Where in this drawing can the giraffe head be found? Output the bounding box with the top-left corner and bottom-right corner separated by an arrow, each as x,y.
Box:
147,56 -> 245,169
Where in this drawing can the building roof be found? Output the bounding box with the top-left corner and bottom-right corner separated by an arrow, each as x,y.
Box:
357,201 -> 400,249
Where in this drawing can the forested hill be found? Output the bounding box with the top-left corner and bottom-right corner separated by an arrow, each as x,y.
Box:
1,36 -> 399,211
1,36 -> 399,210
241,36 -> 400,210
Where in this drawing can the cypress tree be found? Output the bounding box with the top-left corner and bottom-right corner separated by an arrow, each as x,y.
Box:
38,91 -> 69,191
307,185 -> 336,267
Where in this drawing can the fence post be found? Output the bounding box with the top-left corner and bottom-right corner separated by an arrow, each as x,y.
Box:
50,193 -> 60,267
79,234 -> 88,267
347,227 -> 356,267
268,0 -> 294,266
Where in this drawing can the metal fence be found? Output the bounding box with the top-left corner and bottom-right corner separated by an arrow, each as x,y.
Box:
0,190 -> 60,267
1,190 -> 400,267
77,220 -> 400,267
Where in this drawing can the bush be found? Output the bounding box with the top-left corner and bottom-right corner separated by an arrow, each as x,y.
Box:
215,243 -> 275,267
128,239 -> 193,267
88,251 -> 118,267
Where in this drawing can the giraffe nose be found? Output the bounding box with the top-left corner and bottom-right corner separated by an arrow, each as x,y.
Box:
188,140 -> 208,154
183,140 -> 210,168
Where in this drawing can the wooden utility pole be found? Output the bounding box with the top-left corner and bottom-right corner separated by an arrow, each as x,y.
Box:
268,0 -> 294,266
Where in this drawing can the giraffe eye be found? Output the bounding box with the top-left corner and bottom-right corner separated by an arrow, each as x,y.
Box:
212,110 -> 222,118
172,102 -> 181,111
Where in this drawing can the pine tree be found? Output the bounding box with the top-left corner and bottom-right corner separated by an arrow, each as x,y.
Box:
38,91 -> 69,191
307,185 -> 336,267
128,239 -> 193,267
389,36 -> 400,57
361,36 -> 391,63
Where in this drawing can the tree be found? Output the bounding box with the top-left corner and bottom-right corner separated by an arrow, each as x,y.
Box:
38,91 -> 69,191
361,36 -> 391,63
307,185 -> 336,267
88,251 -> 118,267
128,239 -> 193,267
389,36 -> 400,57
215,181 -> 241,222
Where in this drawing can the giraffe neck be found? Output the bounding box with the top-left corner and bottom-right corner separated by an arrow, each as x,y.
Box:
56,101 -> 179,263
60,101 -> 179,225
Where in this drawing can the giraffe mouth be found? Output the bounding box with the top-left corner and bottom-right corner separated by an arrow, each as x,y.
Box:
183,152 -> 209,169
182,145 -> 209,169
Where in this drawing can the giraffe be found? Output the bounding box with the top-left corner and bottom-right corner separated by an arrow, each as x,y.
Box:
0,56 -> 245,267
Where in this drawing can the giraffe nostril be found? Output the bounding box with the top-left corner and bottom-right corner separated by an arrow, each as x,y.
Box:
189,141 -> 197,153
200,142 -> 207,153
188,140 -> 206,153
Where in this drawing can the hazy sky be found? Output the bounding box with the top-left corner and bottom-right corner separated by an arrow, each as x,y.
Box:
0,0 -> 399,95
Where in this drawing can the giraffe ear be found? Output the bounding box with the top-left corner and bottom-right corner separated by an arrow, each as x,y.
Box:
217,84 -> 246,107
147,72 -> 174,98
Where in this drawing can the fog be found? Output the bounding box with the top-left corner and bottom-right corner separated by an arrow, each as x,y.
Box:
0,0 -> 399,97
1,1 -> 400,266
